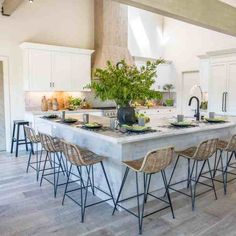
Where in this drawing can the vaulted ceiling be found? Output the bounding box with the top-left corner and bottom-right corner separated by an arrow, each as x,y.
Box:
112,0 -> 236,37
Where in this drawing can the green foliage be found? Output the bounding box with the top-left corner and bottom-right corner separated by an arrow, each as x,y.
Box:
67,96 -> 82,107
87,59 -> 164,107
163,83 -> 174,99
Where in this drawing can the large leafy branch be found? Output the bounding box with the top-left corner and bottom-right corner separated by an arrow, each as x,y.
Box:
88,59 -> 164,107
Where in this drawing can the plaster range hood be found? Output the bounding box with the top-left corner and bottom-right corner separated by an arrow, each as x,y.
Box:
93,0 -> 134,70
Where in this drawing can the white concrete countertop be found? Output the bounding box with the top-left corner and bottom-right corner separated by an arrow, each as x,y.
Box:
36,116 -> 236,144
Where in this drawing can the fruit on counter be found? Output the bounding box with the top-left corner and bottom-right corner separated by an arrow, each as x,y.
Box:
67,96 -> 82,110
145,101 -> 154,108
132,101 -> 142,107
121,124 -> 151,132
135,113 -> 150,123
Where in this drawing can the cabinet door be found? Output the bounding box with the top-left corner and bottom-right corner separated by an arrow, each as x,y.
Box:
29,49 -> 52,91
52,52 -> 72,91
71,54 -> 91,91
208,63 -> 227,114
227,62 -> 236,115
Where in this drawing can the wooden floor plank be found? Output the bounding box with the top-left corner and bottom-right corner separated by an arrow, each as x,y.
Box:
1,151 -> 236,235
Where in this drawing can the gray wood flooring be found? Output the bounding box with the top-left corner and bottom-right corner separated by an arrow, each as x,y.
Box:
1,151 -> 236,236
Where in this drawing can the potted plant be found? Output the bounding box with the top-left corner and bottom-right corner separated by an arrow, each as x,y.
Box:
163,84 -> 175,106
67,96 -> 82,110
87,59 -> 164,125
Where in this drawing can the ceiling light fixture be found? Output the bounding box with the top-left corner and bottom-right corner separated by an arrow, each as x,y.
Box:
29,0 -> 34,3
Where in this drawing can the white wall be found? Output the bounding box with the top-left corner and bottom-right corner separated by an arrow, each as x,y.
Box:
128,6 -> 164,58
163,17 -> 236,111
0,0 -> 94,146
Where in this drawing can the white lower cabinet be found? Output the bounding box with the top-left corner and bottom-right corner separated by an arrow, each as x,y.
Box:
21,42 -> 94,92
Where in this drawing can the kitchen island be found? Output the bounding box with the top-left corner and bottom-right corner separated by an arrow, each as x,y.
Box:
36,115 -> 236,207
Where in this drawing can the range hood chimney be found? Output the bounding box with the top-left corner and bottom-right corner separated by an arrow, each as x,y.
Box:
93,0 -> 133,69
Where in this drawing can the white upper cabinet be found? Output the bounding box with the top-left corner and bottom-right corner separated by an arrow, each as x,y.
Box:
71,53 -> 91,91
20,42 -> 94,92
52,52 -> 72,91
208,50 -> 236,115
208,63 -> 227,114
28,49 -> 52,91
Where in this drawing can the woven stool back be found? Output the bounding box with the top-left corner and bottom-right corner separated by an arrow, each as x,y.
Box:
194,138 -> 218,160
140,147 -> 174,174
226,134 -> 236,152
39,132 -> 61,153
61,141 -> 85,166
24,126 -> 39,143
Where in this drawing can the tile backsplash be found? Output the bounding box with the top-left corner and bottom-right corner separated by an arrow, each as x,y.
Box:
25,91 -> 116,111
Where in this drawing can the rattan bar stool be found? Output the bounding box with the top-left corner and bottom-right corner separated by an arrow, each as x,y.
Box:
39,132 -> 68,198
61,140 -> 115,223
200,135 -> 236,195
213,135 -> 236,194
113,147 -> 175,235
24,126 -> 43,181
166,138 -> 218,211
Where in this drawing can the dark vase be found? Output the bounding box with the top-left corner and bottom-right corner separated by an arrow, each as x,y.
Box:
117,106 -> 136,125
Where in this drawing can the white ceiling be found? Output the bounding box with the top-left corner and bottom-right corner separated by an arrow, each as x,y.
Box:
219,0 -> 236,8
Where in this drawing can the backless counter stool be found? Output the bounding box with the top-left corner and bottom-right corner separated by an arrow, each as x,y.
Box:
61,140 -> 115,223
10,120 -> 30,157
24,126 -> 42,181
113,147 -> 175,235
39,132 -> 67,198
166,138 -> 218,211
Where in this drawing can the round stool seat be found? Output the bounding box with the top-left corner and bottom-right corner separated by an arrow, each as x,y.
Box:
13,120 -> 29,125
175,147 -> 197,159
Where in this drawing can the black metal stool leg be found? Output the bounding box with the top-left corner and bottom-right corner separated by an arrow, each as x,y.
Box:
207,160 -> 217,200
139,173 -> 147,235
162,170 -> 175,219
224,151 -> 234,194
23,124 -> 29,152
15,124 -> 20,157
144,174 -> 152,203
40,151 -> 49,186
81,165 -> 91,223
112,167 -> 130,215
135,172 -> 142,234
53,153 -> 57,198
85,165 -> 95,195
213,150 -> 218,178
92,165 -> 95,195
62,163 -> 72,205
191,160 -> 198,211
100,161 -> 115,206
10,123 -> 16,154
164,155 -> 180,197
26,142 -> 33,173
187,158 -> 191,188
37,148 -> 43,181
77,166 -> 85,188
189,160 -> 196,211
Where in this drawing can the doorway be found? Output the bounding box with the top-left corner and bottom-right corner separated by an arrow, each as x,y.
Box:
0,61 -> 6,151
181,70 -> 201,116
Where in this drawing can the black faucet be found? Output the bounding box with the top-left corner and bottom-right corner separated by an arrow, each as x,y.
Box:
188,96 -> 200,121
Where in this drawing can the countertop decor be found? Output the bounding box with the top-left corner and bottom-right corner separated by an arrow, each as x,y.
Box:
87,59 -> 164,125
